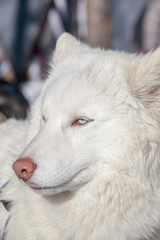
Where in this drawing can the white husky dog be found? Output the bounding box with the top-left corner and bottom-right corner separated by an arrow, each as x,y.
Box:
1,33 -> 160,240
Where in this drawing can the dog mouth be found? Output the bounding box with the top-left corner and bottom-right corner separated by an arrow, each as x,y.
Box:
30,184 -> 57,190
28,167 -> 88,192
28,183 -> 69,195
29,182 -> 65,190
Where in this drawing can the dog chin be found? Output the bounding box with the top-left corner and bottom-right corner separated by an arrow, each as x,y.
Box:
31,186 -> 66,195
27,167 -> 93,195
29,180 -> 86,196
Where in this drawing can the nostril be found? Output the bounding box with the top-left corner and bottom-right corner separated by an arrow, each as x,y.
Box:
22,169 -> 27,174
12,157 -> 37,182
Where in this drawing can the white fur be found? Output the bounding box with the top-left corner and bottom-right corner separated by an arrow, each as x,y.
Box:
1,33 -> 160,239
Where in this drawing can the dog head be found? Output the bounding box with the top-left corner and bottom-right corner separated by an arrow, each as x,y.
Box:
13,33 -> 160,195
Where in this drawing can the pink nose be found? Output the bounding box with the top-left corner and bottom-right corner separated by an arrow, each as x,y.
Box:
12,157 -> 37,181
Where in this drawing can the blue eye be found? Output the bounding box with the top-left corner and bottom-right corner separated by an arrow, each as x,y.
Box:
71,118 -> 89,127
77,119 -> 87,124
71,117 -> 94,127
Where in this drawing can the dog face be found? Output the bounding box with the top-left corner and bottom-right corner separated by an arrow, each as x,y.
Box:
13,34 -> 160,196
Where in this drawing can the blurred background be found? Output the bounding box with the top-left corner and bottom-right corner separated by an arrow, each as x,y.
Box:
0,0 -> 159,122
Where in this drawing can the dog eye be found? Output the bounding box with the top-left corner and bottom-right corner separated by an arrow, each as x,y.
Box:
42,115 -> 46,122
71,118 -> 92,127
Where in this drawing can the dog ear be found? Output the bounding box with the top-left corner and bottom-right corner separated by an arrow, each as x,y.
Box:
128,48 -> 160,111
53,33 -> 83,63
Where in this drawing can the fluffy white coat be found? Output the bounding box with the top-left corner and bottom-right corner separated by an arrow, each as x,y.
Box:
1,33 -> 160,240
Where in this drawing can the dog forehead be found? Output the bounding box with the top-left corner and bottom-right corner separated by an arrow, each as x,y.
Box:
42,49 -> 135,114
42,74 -> 98,111
44,63 -> 111,100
